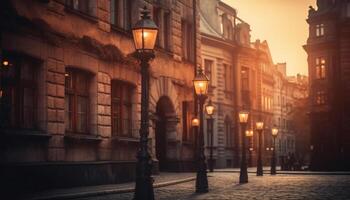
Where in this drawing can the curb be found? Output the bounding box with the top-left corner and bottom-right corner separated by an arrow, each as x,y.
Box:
215,170 -> 350,176
27,177 -> 196,200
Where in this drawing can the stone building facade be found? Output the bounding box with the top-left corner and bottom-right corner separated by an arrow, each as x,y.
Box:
304,0 -> 350,170
199,0 -> 238,168
199,0 -> 284,168
272,63 -> 310,167
0,0 -> 200,193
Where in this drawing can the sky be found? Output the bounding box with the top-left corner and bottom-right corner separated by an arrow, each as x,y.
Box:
222,0 -> 317,76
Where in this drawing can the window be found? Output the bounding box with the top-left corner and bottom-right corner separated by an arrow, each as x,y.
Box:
111,80 -> 134,137
241,67 -> 250,106
204,59 -> 213,86
347,3 -> 350,17
315,90 -> 327,105
110,0 -> 119,26
163,12 -> 171,50
110,0 -> 131,30
0,54 -> 39,130
181,20 -> 194,62
182,101 -> 194,142
316,24 -> 324,37
65,69 -> 90,134
315,57 -> 326,79
224,64 -> 232,91
153,8 -> 171,51
241,67 -> 249,91
66,0 -> 95,16
225,118 -> 233,148
222,14 -> 233,40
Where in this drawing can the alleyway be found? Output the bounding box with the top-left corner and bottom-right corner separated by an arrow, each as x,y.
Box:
73,173 -> 350,200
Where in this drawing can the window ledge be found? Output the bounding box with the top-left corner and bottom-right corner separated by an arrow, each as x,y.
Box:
64,6 -> 98,23
110,25 -> 132,37
1,129 -> 51,139
112,136 -> 139,143
64,133 -> 102,142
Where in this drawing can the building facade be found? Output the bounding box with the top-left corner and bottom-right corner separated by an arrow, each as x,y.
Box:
304,0 -> 350,170
200,0 -> 244,168
199,0 -> 291,168
0,0 -> 200,193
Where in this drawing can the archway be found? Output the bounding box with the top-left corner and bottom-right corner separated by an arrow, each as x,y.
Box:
155,96 -> 177,171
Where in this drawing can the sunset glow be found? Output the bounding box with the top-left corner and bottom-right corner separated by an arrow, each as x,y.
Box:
223,0 -> 317,76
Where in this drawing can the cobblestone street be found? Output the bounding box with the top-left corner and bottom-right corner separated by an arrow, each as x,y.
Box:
74,173 -> 350,200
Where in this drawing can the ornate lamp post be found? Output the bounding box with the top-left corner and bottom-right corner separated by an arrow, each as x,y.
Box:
239,111 -> 249,183
193,68 -> 209,193
256,121 -> 264,176
192,117 -> 200,151
205,99 -> 215,172
271,127 -> 279,175
132,7 -> 158,200
245,130 -> 254,167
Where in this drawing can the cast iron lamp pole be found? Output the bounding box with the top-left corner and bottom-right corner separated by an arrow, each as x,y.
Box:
256,121 -> 264,176
132,7 -> 158,200
192,117 -> 200,157
245,130 -> 253,167
239,111 -> 249,183
193,68 -> 209,193
271,127 -> 279,175
205,99 -> 215,172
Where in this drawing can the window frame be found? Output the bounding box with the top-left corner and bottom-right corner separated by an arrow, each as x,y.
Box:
181,20 -> 194,62
182,101 -> 194,142
111,80 -> 134,138
316,23 -> 325,37
314,90 -> 327,105
65,68 -> 91,134
315,57 -> 326,79
225,118 -> 233,148
0,55 -> 39,130
110,0 -> 132,31
65,0 -> 96,18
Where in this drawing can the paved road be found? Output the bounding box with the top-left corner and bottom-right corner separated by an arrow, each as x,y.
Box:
75,173 -> 350,200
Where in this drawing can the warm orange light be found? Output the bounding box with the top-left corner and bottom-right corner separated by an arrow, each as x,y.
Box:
193,68 -> 209,96
239,111 -> 249,123
192,117 -> 199,127
2,60 -> 9,66
0,90 -> 3,98
256,122 -> 264,130
132,7 -> 158,51
249,147 -> 253,151
245,130 -> 253,137
205,100 -> 215,116
272,127 -> 278,137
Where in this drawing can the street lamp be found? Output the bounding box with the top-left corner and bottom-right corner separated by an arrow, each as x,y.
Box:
239,111 -> 249,183
193,68 -> 209,193
132,7 -> 158,200
205,99 -> 215,172
271,127 -> 279,175
192,117 -> 200,127
245,130 -> 253,167
256,121 -> 264,176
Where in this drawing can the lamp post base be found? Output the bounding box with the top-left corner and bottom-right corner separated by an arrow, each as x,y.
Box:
196,170 -> 209,193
